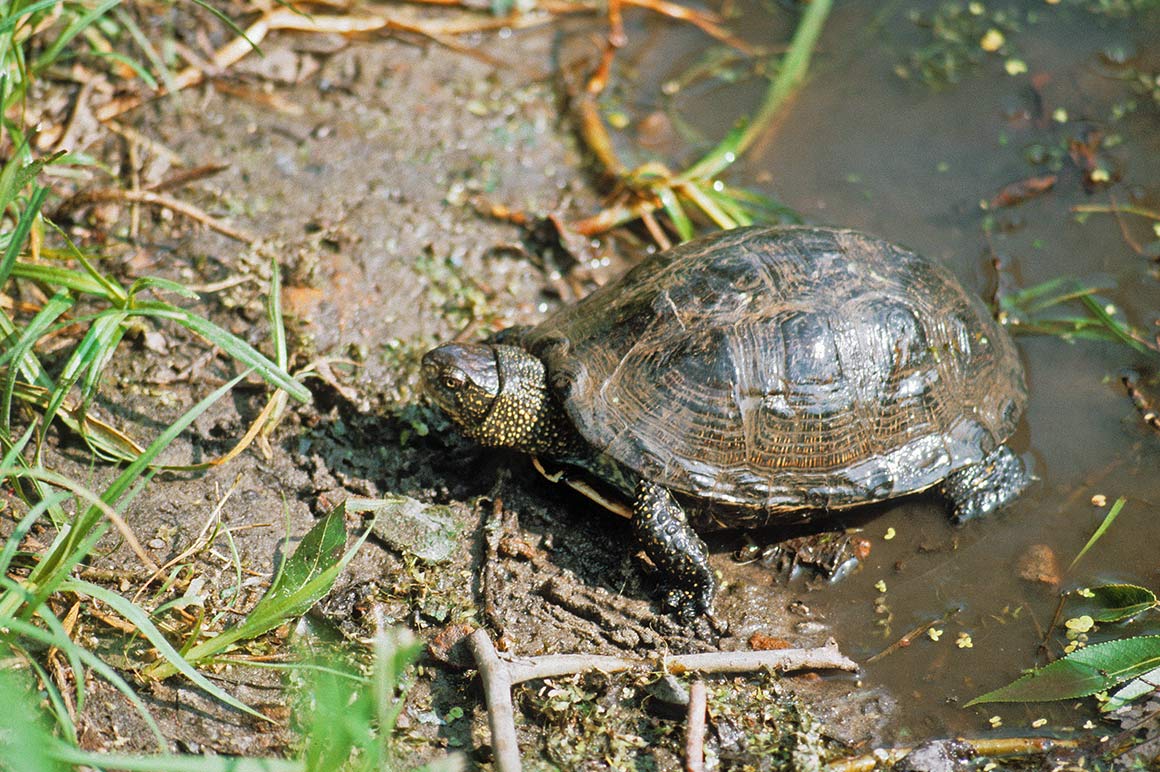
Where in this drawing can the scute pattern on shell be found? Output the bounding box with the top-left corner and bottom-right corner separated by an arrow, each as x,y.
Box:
522,226 -> 1026,512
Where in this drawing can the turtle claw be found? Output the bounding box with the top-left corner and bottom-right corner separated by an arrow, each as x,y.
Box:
663,587 -> 728,639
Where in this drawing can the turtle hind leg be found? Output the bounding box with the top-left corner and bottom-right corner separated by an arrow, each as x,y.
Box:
941,444 -> 1030,522
632,480 -> 722,631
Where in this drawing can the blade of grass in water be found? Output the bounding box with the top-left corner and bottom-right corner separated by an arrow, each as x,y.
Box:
681,0 -> 832,182
1070,496 -> 1127,570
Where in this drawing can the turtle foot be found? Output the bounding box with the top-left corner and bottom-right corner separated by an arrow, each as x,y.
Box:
663,587 -> 728,638
942,444 -> 1029,522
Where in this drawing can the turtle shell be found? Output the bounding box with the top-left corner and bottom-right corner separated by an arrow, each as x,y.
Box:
521,226 -> 1026,512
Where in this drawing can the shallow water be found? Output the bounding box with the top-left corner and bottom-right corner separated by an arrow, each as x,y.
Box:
620,0 -> 1160,739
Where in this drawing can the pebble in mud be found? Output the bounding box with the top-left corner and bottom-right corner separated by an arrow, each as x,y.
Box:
1014,543 -> 1061,587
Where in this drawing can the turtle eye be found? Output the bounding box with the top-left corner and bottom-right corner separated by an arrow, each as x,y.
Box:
441,372 -> 466,391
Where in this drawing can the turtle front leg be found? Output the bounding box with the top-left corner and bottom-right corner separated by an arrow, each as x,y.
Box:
633,479 -> 721,629
941,444 -> 1030,522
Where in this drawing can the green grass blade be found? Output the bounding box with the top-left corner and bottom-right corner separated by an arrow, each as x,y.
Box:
0,615 -> 166,748
38,310 -> 127,438
129,300 -> 310,402
46,220 -> 128,304
188,0 -> 261,55
682,0 -> 832,180
0,0 -> 67,36
1077,294 -> 1153,355
33,0 -> 122,72
0,488 -> 70,576
0,184 -> 47,284
128,275 -> 201,300
267,256 -> 287,368
1070,496 -> 1126,570
78,314 -> 128,415
62,578 -> 267,721
23,650 -> 79,748
656,185 -> 693,242
89,49 -> 158,88
1,289 -> 74,432
8,261 -> 113,296
0,425 -> 69,527
112,6 -> 176,97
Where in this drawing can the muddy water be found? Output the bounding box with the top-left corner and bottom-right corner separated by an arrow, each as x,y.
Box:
619,0 -> 1160,739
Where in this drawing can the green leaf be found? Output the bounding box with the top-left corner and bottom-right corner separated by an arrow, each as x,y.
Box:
266,504 -> 348,605
1105,665 -> 1160,712
147,502 -> 374,679
1070,496 -> 1126,570
1081,584 -> 1158,623
966,635 -> 1160,705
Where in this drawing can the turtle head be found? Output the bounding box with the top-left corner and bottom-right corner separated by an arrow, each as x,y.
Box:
422,342 -> 575,454
421,343 -> 502,436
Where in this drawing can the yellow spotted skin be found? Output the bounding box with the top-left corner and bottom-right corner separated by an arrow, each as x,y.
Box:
422,341 -> 717,623
422,227 -> 1028,627
634,479 -> 717,625
476,346 -> 581,457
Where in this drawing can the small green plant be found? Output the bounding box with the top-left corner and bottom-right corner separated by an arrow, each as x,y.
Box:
0,621 -> 462,771
145,501 -> 372,679
999,277 -> 1159,357
970,500 -> 1160,714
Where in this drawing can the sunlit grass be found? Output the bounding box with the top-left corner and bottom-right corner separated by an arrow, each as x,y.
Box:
0,0 -> 379,765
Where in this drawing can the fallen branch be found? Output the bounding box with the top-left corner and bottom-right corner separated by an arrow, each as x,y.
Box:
685,679 -> 707,772
824,736 -> 1081,772
467,629 -> 522,772
467,627 -> 856,772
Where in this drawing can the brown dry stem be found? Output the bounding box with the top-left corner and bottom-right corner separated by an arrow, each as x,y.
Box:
1123,373 -> 1160,434
685,679 -> 707,772
824,736 -> 1081,772
468,627 -> 857,772
55,188 -> 256,243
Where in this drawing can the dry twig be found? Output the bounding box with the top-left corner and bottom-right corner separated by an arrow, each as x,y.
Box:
685,679 -> 707,772
55,188 -> 256,243
1123,373 -> 1160,434
467,627 -> 856,772
824,736 -> 1080,772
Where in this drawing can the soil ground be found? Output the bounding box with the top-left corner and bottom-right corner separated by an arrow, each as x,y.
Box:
19,13 -> 890,768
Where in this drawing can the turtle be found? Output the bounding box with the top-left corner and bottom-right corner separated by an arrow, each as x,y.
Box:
421,225 -> 1029,624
